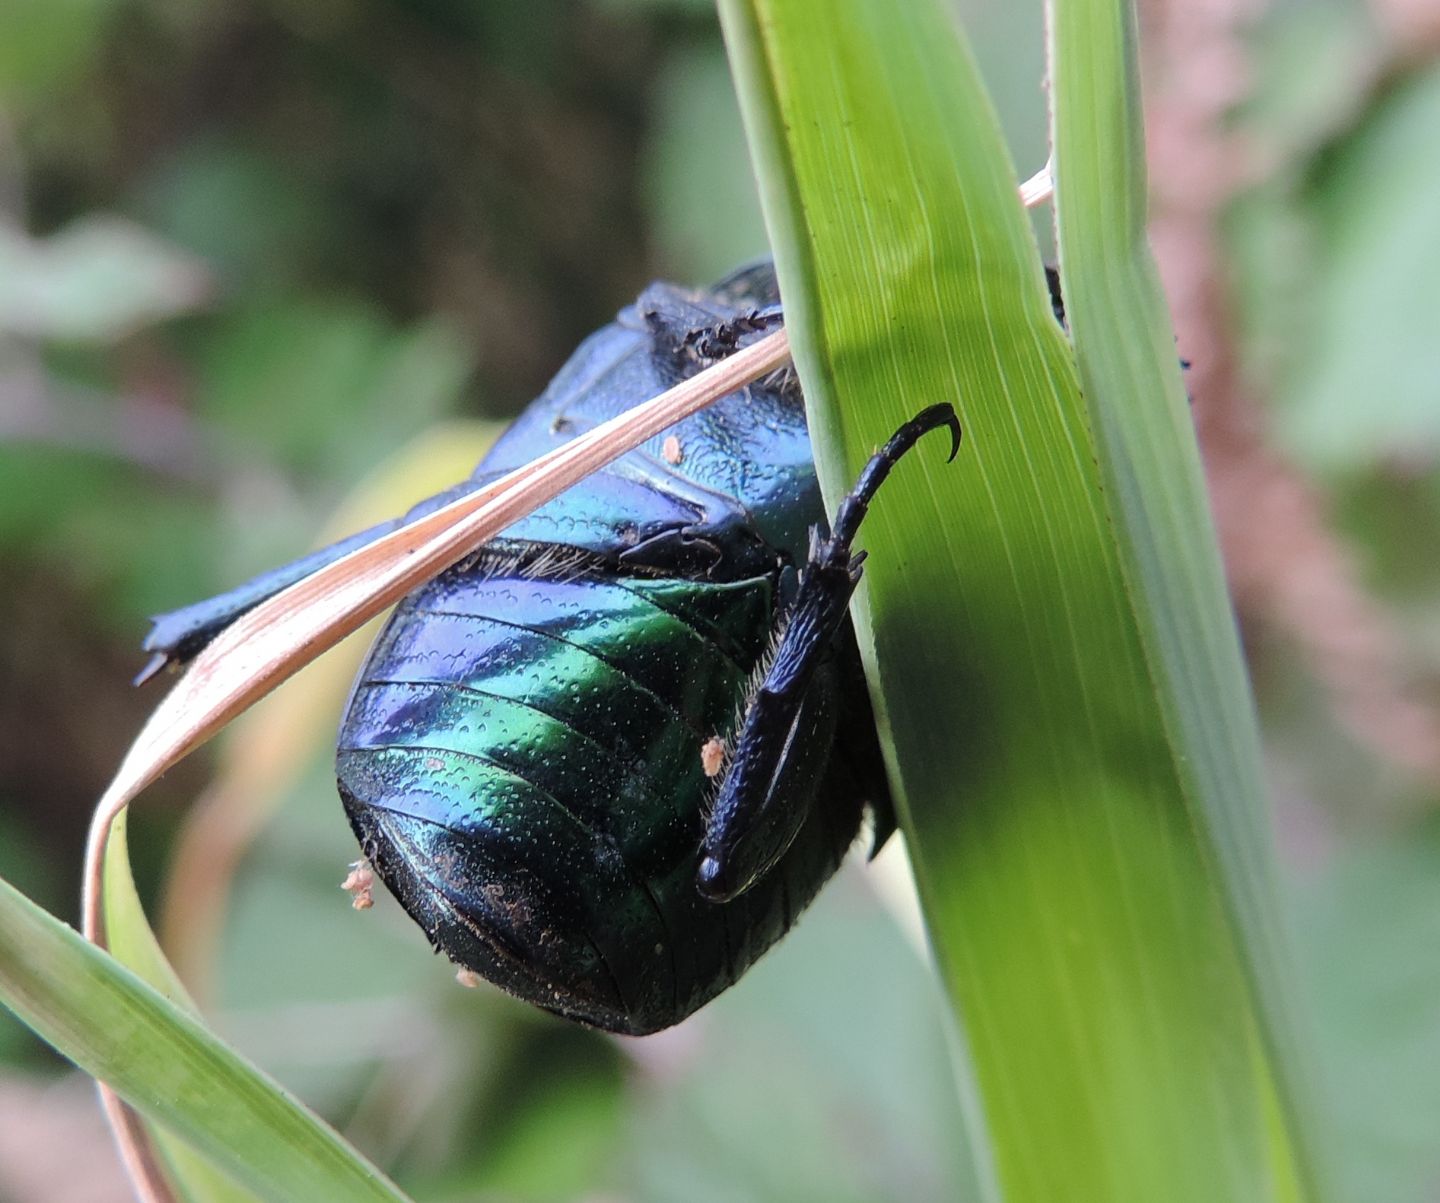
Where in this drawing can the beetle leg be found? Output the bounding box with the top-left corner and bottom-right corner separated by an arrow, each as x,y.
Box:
831,636 -> 898,858
134,480 -> 477,684
683,305 -> 784,362
697,402 -> 961,902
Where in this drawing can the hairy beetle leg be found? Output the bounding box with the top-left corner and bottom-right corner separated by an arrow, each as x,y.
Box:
698,403 -> 962,903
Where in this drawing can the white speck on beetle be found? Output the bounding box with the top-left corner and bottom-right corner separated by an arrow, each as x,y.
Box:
700,735 -> 725,778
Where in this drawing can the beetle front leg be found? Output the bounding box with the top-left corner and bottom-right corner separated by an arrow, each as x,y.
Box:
134,479 -> 478,684
697,402 -> 961,902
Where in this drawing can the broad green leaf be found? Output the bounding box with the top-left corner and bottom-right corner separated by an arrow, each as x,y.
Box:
1049,0 -> 1328,1189
0,871 -> 410,1202
721,0 -> 1324,1199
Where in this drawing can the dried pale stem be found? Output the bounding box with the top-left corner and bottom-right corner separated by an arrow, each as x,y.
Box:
1019,160 -> 1055,208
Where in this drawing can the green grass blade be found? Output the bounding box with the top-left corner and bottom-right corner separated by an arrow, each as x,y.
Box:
720,1 -> 1321,1198
0,872 -> 409,1203
1048,0 -> 1328,1194
103,810 -> 196,1009
102,808 -> 263,1202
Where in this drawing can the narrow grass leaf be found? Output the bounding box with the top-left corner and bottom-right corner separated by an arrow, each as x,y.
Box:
0,872 -> 408,1202
1049,0 -> 1328,1192
102,811 -> 260,1202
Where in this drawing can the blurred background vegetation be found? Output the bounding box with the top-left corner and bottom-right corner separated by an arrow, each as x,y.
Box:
0,0 -> 1437,1199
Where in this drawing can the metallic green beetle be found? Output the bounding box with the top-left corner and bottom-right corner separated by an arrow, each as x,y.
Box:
140,264 -> 960,1034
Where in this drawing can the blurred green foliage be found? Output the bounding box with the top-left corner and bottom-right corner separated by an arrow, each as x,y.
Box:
0,0 -> 1438,1200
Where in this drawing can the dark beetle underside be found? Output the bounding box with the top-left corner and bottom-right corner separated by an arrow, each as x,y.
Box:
141,263 -> 962,1034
